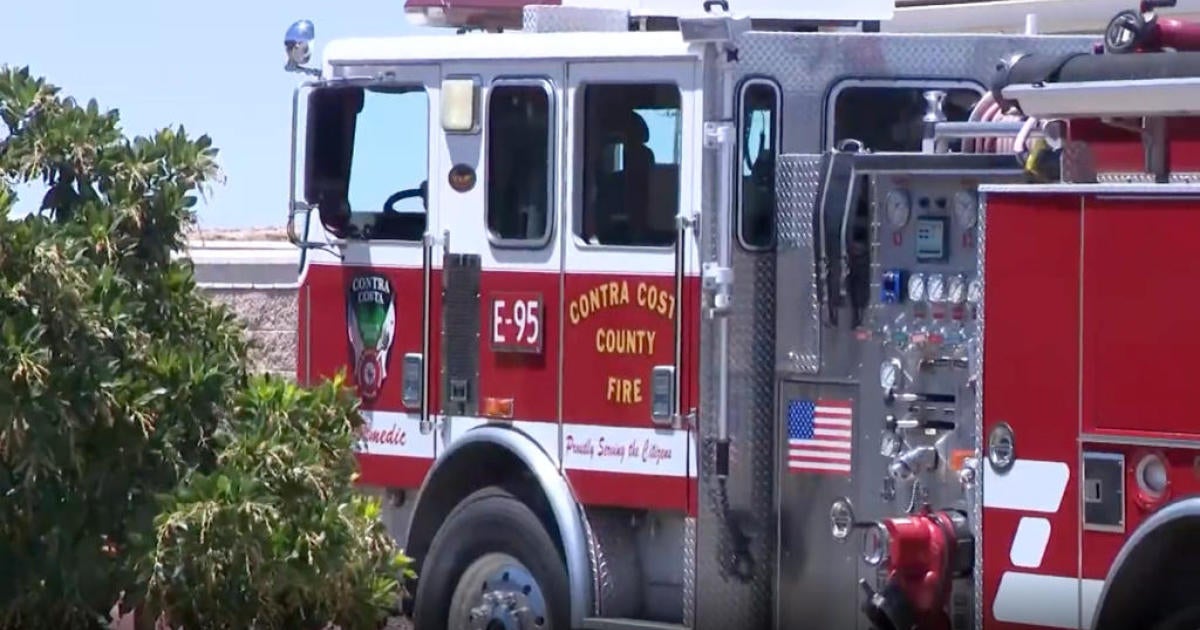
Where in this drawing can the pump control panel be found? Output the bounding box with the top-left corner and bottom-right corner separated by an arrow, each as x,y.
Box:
855,172 -> 1010,630
872,177 -> 983,344
774,151 -> 1027,630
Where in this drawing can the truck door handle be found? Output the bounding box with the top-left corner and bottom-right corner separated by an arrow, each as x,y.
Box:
886,391 -> 956,405
650,365 -> 677,428
920,356 -> 968,370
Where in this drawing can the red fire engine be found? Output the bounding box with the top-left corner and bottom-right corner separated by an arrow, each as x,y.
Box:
281,0 -> 1200,628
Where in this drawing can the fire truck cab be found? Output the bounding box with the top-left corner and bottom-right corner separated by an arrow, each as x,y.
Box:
282,0 -> 1200,628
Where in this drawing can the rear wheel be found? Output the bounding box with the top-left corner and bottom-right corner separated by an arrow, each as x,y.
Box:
411,486 -> 570,630
1152,605 -> 1200,630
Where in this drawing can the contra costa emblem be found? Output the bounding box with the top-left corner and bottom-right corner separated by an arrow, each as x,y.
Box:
347,273 -> 396,400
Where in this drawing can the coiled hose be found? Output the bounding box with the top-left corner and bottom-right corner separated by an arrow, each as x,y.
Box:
962,91 -> 1059,180
961,90 -> 1040,155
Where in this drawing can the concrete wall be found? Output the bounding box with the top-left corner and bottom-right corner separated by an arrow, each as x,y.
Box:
203,288 -> 297,377
183,228 -> 300,378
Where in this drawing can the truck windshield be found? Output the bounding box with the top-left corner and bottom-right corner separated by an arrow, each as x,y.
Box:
305,85 -> 429,241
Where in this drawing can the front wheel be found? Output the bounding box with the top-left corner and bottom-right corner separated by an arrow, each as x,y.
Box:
411,486 -> 571,630
1153,605 -> 1200,630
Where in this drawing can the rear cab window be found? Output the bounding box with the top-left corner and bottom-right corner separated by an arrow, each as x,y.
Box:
577,82 -> 682,248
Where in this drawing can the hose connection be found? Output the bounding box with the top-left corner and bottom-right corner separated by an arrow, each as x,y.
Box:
858,508 -> 974,630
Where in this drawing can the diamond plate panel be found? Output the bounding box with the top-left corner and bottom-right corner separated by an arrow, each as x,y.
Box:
695,169 -> 778,630
522,6 -> 628,33
582,512 -> 603,617
1096,171 -> 1200,183
695,248 -> 777,630
585,509 -> 642,618
735,32 -> 1095,155
775,154 -> 822,376
776,155 -> 819,251
975,190 -> 989,630
692,31 -> 1096,630
683,516 -> 696,628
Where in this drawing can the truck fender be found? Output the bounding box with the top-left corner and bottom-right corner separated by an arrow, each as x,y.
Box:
1090,497 -> 1200,630
403,423 -> 594,627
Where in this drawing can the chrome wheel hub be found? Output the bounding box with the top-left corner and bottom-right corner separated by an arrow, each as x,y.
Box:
464,559 -> 548,630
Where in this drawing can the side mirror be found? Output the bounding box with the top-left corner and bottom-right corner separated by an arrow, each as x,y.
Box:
303,86 -> 363,236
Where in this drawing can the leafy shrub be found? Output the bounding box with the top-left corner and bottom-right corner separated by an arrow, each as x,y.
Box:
0,66 -> 409,629
140,374 -> 412,630
0,64 -> 248,629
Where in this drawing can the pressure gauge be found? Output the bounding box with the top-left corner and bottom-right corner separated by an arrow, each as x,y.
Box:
927,273 -> 946,303
947,274 -> 967,304
880,358 -> 903,391
885,189 -> 911,228
907,273 -> 926,303
953,190 -> 978,228
967,277 -> 983,305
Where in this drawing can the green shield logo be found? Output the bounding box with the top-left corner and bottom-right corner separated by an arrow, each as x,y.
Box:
347,273 -> 396,399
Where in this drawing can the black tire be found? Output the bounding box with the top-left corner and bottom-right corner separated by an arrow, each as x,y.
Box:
1153,605 -> 1200,630
411,486 -> 571,630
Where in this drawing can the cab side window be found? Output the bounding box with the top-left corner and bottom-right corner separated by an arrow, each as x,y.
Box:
577,83 -> 681,247
344,86 -> 429,241
831,85 -> 979,152
738,80 -> 780,250
487,81 -> 553,246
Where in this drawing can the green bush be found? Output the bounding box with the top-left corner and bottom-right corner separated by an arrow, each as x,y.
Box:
0,66 -> 409,629
141,374 -> 413,630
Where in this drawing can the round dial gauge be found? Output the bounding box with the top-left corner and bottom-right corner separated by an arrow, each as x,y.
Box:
953,190 -> 978,228
947,274 -> 967,304
880,358 -> 902,391
907,273 -> 926,302
967,277 -> 983,305
885,190 -> 911,227
927,273 -> 946,303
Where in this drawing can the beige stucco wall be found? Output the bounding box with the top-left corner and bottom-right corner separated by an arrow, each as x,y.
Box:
185,227 -> 299,378
203,287 -> 298,378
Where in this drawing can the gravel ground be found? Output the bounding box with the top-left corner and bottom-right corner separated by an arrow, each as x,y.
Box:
109,611 -> 414,629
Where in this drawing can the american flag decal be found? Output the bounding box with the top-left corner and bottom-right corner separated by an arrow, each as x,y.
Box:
786,398 -> 853,475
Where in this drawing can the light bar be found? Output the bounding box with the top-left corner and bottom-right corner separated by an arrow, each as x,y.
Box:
626,0 -> 893,21
1002,77 -> 1200,118
884,0 -> 1199,34
404,0 -> 894,29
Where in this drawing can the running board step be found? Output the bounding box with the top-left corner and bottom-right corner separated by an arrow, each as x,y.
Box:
579,619 -> 687,630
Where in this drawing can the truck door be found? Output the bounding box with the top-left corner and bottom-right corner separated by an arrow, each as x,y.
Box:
300,64 -> 441,487
435,61 -> 565,456
561,60 -> 700,512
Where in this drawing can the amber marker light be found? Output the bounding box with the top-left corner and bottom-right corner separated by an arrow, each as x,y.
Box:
483,397 -> 515,419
